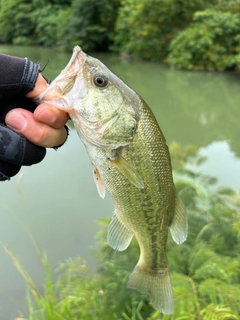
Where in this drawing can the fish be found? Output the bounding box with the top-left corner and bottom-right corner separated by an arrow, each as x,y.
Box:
34,46 -> 188,314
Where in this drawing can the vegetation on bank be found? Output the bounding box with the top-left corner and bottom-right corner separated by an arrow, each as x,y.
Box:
5,144 -> 240,319
1,0 -> 240,71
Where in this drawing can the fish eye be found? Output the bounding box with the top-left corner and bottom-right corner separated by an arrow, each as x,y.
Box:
93,74 -> 108,88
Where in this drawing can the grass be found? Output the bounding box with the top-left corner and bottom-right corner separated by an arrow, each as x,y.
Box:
3,144 -> 240,320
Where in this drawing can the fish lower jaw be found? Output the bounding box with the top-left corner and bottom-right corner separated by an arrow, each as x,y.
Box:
36,92 -> 72,112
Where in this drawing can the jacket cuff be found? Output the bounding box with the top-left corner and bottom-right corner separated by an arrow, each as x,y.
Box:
21,58 -> 41,94
0,55 -> 41,100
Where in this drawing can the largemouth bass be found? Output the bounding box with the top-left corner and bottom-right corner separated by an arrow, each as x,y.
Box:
35,46 -> 188,314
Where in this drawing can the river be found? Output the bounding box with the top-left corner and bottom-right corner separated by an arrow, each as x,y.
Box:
0,45 -> 240,319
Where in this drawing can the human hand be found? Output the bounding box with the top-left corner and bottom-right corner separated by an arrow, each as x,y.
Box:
5,74 -> 69,148
0,73 -> 69,181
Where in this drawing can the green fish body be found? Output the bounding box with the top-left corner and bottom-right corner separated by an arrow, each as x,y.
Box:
35,46 -> 188,314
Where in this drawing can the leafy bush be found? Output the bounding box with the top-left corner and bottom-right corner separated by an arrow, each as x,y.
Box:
0,0 -> 67,46
167,10 -> 240,71
56,0 -> 120,51
113,0 -> 216,60
31,5 -> 61,47
0,0 -> 35,45
3,0 -> 240,70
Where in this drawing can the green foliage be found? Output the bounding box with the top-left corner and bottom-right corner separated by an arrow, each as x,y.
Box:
0,0 -> 35,45
2,0 -> 240,70
4,143 -> 240,319
167,9 -> 240,71
113,0 -> 216,60
0,0 -> 67,46
110,0 -> 140,55
31,5 -> 61,47
56,0 -> 121,51
200,304 -> 239,320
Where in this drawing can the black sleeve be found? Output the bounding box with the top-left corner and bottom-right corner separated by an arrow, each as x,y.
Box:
0,54 -> 46,181
0,54 -> 41,100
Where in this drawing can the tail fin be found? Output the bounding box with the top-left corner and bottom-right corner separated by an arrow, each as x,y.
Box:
127,264 -> 174,314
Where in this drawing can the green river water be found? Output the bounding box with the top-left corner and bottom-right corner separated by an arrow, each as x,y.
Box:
0,45 -> 240,319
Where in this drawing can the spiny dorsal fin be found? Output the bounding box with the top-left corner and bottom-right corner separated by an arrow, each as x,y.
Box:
170,192 -> 188,244
92,164 -> 105,199
107,212 -> 133,251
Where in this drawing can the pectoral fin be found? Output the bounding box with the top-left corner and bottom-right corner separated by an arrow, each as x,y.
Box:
108,212 -> 133,251
170,192 -> 188,244
92,164 -> 105,199
111,154 -> 144,189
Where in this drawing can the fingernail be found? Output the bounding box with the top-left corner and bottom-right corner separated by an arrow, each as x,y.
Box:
5,111 -> 27,132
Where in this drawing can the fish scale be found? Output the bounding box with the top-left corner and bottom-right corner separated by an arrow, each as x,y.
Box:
35,46 -> 188,314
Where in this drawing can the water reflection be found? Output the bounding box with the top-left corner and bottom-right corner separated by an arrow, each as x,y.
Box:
189,141 -> 240,190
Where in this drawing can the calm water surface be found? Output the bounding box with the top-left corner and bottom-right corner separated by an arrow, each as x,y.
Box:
0,45 -> 240,319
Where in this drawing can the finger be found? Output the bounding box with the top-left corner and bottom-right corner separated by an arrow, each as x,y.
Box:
25,74 -> 49,98
33,103 -> 69,129
5,109 -> 68,148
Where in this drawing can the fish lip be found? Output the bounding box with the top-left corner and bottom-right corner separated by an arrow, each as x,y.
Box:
74,45 -> 88,67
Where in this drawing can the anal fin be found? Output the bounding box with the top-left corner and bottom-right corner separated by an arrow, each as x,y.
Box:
107,212 -> 133,251
170,192 -> 188,244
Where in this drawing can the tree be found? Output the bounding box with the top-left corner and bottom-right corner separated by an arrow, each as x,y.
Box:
0,0 -> 35,45
57,0 -> 120,51
113,0 -> 217,60
167,10 -> 240,71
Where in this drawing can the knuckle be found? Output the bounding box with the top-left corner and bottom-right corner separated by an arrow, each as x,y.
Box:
32,127 -> 50,146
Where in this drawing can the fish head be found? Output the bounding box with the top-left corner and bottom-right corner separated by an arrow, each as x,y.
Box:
36,46 -> 142,149
74,50 -> 142,148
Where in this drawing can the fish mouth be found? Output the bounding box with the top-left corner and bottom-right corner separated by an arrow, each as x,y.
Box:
59,46 -> 87,80
72,45 -> 87,65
